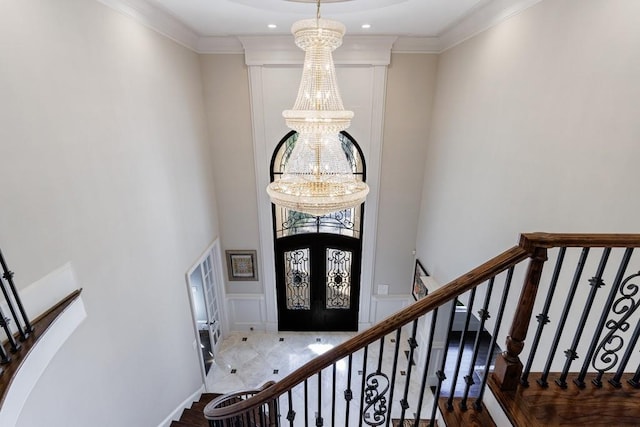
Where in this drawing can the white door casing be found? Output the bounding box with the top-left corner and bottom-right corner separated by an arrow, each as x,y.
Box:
186,239 -> 226,381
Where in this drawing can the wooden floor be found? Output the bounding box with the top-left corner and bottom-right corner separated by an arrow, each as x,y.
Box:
488,373 -> 640,426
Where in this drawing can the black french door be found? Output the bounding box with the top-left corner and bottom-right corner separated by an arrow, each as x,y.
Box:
275,233 -> 361,331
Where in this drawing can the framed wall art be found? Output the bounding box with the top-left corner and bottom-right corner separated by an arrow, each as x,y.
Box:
412,259 -> 429,301
225,250 -> 258,281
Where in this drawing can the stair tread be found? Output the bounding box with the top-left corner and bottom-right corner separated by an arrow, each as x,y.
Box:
489,372 -> 640,427
437,397 -> 496,427
170,421 -> 197,427
178,408 -> 207,426
191,393 -> 221,412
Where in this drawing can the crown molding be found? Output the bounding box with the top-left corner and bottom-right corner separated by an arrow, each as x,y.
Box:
239,35 -> 396,66
96,0 -> 545,55
95,0 -> 199,50
196,37 -> 244,54
392,37 -> 441,54
437,0 -> 544,52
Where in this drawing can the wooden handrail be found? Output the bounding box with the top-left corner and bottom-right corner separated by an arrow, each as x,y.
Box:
520,233 -> 640,250
205,245 -> 530,419
207,381 -> 276,408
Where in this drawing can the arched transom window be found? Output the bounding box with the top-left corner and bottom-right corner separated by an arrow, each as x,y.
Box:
270,131 -> 366,239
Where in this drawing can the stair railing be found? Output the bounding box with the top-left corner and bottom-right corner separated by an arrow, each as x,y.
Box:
207,381 -> 279,426
510,234 -> 640,391
204,233 -> 640,426
0,247 -> 34,366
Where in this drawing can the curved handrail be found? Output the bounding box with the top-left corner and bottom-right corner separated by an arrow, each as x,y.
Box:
205,245 -> 530,419
0,289 -> 83,408
206,381 -> 276,409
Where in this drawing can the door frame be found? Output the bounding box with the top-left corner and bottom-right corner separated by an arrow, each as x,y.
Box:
275,233 -> 362,331
185,239 -> 228,384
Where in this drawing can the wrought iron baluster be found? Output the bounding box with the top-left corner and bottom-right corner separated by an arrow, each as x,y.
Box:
304,379 -> 309,427
287,390 -> 296,426
414,307 -> 440,425
345,354 -> 353,426
521,247 -> 566,386
538,247 -> 590,387
610,297 -> 640,387
0,247 -> 32,337
0,277 -> 26,345
384,329 -> 402,427
273,397 -> 280,426
609,322 -> 640,388
359,345 -> 369,427
0,336 -> 9,364
475,267 -> 514,410
460,277 -> 495,411
577,249 -> 633,387
332,363 -> 337,427
446,288 -> 478,410
363,337 -> 389,426
557,248 -> 611,388
261,400 -> 267,426
398,320 -> 419,425
317,371 -> 323,426
630,352 -> 640,388
0,304 -> 20,354
429,303 -> 456,427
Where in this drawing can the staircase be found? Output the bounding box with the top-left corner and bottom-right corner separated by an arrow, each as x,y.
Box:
171,393 -> 220,427
199,233 -> 640,426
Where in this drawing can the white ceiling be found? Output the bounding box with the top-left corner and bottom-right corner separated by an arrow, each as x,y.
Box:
147,0 -> 488,38
97,0 -> 543,53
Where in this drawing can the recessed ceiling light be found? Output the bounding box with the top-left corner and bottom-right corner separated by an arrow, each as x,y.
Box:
268,24 -> 277,29
361,24 -> 371,29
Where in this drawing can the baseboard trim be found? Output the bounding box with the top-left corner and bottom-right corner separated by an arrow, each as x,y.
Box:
157,384 -> 205,427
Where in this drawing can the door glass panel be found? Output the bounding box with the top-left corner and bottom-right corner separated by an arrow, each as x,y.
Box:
284,248 -> 311,310
326,248 -> 352,309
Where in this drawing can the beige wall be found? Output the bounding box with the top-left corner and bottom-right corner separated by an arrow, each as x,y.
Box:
0,0 -> 219,425
376,53 -> 439,294
416,0 -> 640,284
199,55 -> 261,295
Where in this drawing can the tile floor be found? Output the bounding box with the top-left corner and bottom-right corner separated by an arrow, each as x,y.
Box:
205,331 -> 439,425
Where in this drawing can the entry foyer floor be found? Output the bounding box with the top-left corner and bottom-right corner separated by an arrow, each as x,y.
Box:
204,331 -> 438,424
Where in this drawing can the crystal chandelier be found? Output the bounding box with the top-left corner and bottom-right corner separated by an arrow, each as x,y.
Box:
266,0 -> 369,216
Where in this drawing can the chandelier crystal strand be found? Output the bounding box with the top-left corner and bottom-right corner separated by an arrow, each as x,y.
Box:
267,1 -> 369,216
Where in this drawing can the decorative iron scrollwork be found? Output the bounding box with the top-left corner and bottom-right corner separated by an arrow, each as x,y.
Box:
326,249 -> 352,309
363,373 -> 389,426
591,271 -> 640,375
284,249 -> 311,310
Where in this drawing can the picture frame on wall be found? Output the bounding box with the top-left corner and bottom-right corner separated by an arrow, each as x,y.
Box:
225,250 -> 258,281
412,259 -> 429,301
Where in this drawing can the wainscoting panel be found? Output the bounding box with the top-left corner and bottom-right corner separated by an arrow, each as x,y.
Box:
225,294 -> 266,331
370,294 -> 412,325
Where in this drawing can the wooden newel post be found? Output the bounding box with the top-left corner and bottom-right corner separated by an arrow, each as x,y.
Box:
493,247 -> 547,390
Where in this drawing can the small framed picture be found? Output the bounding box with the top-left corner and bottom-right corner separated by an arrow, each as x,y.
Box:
225,250 -> 258,281
412,259 -> 429,301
